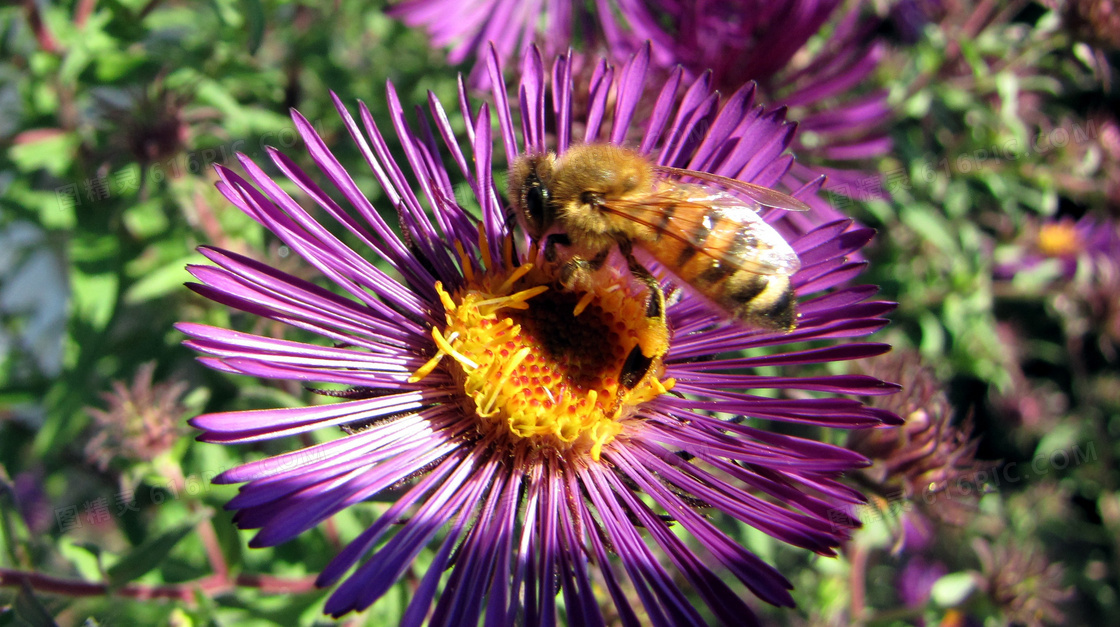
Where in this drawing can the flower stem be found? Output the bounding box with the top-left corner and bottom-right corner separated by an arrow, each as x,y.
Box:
0,569 -> 319,602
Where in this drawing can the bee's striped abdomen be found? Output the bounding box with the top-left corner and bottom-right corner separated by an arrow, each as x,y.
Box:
644,211 -> 798,331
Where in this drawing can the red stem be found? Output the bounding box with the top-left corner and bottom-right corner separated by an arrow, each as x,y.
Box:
848,541 -> 869,623
0,569 -> 320,602
22,0 -> 59,54
74,0 -> 97,27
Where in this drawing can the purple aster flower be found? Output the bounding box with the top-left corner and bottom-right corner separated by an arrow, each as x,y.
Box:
180,45 -> 898,623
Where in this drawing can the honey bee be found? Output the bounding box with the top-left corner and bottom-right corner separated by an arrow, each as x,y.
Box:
508,143 -> 806,337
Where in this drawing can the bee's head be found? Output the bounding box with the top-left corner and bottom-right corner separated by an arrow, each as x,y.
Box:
508,153 -> 555,239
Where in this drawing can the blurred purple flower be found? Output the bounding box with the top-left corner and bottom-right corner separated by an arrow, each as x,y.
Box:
994,214 -> 1120,281
180,45 -> 898,622
850,350 -> 994,531
888,0 -> 948,43
389,0 -> 671,76
898,556 -> 947,608
1063,0 -> 1120,50
390,1 -> 893,208
84,361 -> 189,471
900,509 -> 936,553
12,469 -> 53,535
974,537 -> 1072,626
651,1 -> 892,201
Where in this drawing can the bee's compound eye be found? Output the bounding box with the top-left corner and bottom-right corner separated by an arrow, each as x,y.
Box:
523,174 -> 551,230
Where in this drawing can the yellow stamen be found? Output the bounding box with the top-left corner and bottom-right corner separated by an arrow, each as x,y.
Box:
431,327 -> 478,371
497,263 -> 535,294
573,291 -> 596,316
475,284 -> 548,313
481,347 -> 531,416
502,233 -> 515,267
454,241 -> 474,282
408,352 -> 444,383
435,281 -> 457,313
408,235 -> 671,460
477,230 -> 492,272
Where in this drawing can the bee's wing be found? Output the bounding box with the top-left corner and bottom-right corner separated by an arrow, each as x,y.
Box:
652,165 -> 811,212
608,186 -> 801,276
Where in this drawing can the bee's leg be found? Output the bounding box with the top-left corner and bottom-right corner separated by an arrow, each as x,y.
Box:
542,233 -> 572,264
618,345 -> 655,390
610,347 -> 655,417
615,241 -> 670,392
542,233 -> 581,284
617,241 -> 664,321
543,233 -> 609,288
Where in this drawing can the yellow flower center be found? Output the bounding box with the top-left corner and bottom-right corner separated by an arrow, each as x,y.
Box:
410,237 -> 673,460
1036,221 -> 1081,258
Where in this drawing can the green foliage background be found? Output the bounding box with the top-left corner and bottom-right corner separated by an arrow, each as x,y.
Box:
1,1 -> 1118,625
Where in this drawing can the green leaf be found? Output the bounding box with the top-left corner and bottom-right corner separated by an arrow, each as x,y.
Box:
121,196 -> 167,239
59,536 -> 104,581
918,312 -> 946,356
1034,423 -> 1080,462
57,10 -> 118,85
73,541 -> 104,561
903,89 -> 932,118
95,49 -> 149,82
900,205 -> 956,254
930,571 -> 978,608
106,521 -> 197,587
14,583 -> 60,627
1,180 -> 78,230
70,270 -> 120,332
242,0 -> 265,54
7,132 -> 81,178
210,508 -> 244,573
124,253 -> 205,304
